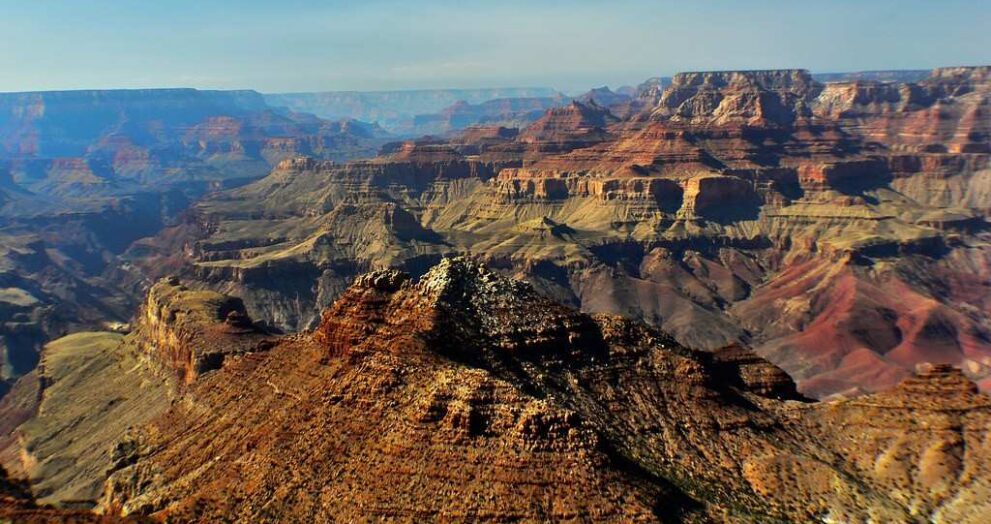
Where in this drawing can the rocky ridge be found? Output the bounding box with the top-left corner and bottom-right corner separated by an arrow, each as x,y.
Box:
264,87 -> 562,134
0,276 -> 272,509
0,257 -> 965,522
0,258 -> 987,520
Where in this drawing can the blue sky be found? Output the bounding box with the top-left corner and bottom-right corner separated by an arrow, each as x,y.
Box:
1,0 -> 989,93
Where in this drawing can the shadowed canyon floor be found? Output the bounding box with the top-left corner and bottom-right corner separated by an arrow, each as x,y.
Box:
2,258 -> 990,522
126,66 -> 991,399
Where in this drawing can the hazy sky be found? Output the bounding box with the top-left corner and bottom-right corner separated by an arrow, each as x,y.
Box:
2,0 -> 989,93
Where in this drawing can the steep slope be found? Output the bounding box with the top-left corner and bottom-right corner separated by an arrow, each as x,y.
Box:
0,465 -> 140,523
791,363 -> 991,519
0,332 -> 169,507
0,278 -> 271,509
72,258 -> 990,522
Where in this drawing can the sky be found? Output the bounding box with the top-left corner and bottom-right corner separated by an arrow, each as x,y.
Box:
1,0 -> 989,93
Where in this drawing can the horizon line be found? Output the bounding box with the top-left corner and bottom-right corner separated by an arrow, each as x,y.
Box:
2,66 -> 986,96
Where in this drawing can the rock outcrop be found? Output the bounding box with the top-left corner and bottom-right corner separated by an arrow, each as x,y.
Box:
89,259 -> 991,522
814,66 -> 990,154
520,100 -> 619,150
784,363 -> 991,520
103,261 -> 680,521
0,282 -> 272,509
135,277 -> 272,383
0,465 -> 138,523
655,69 -> 820,126
0,332 -> 172,509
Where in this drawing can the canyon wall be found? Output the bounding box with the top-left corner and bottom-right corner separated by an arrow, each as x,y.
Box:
128,66 -> 991,399
0,88 -> 390,389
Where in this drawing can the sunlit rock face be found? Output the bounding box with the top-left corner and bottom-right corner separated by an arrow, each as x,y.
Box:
82,259 -> 991,522
1,258 -> 989,521
134,277 -> 274,384
655,69 -> 821,126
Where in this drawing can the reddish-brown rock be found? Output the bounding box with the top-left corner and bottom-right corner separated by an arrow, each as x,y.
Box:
93,259 -> 991,522
122,66 -> 991,400
135,277 -> 273,384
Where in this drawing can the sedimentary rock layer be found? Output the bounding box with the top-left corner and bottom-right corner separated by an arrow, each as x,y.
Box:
127,66 -> 991,398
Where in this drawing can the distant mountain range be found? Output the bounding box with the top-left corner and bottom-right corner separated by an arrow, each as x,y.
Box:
262,70 -> 937,135
264,87 -> 562,132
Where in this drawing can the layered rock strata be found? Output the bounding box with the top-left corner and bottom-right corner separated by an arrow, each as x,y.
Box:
126,66 -> 991,398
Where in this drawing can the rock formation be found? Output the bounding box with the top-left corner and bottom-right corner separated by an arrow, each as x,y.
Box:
0,258 -> 962,522
0,258 -> 986,521
1,465 -> 139,523
3,64 -> 988,521
127,66 -> 991,399
0,279 -> 270,509
655,69 -> 819,126
136,277 -> 273,383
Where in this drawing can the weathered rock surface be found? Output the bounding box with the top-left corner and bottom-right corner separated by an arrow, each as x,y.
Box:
0,332 -> 170,509
136,277 -> 273,383
84,259 -> 991,522
655,69 -> 819,126
0,465 -> 140,523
